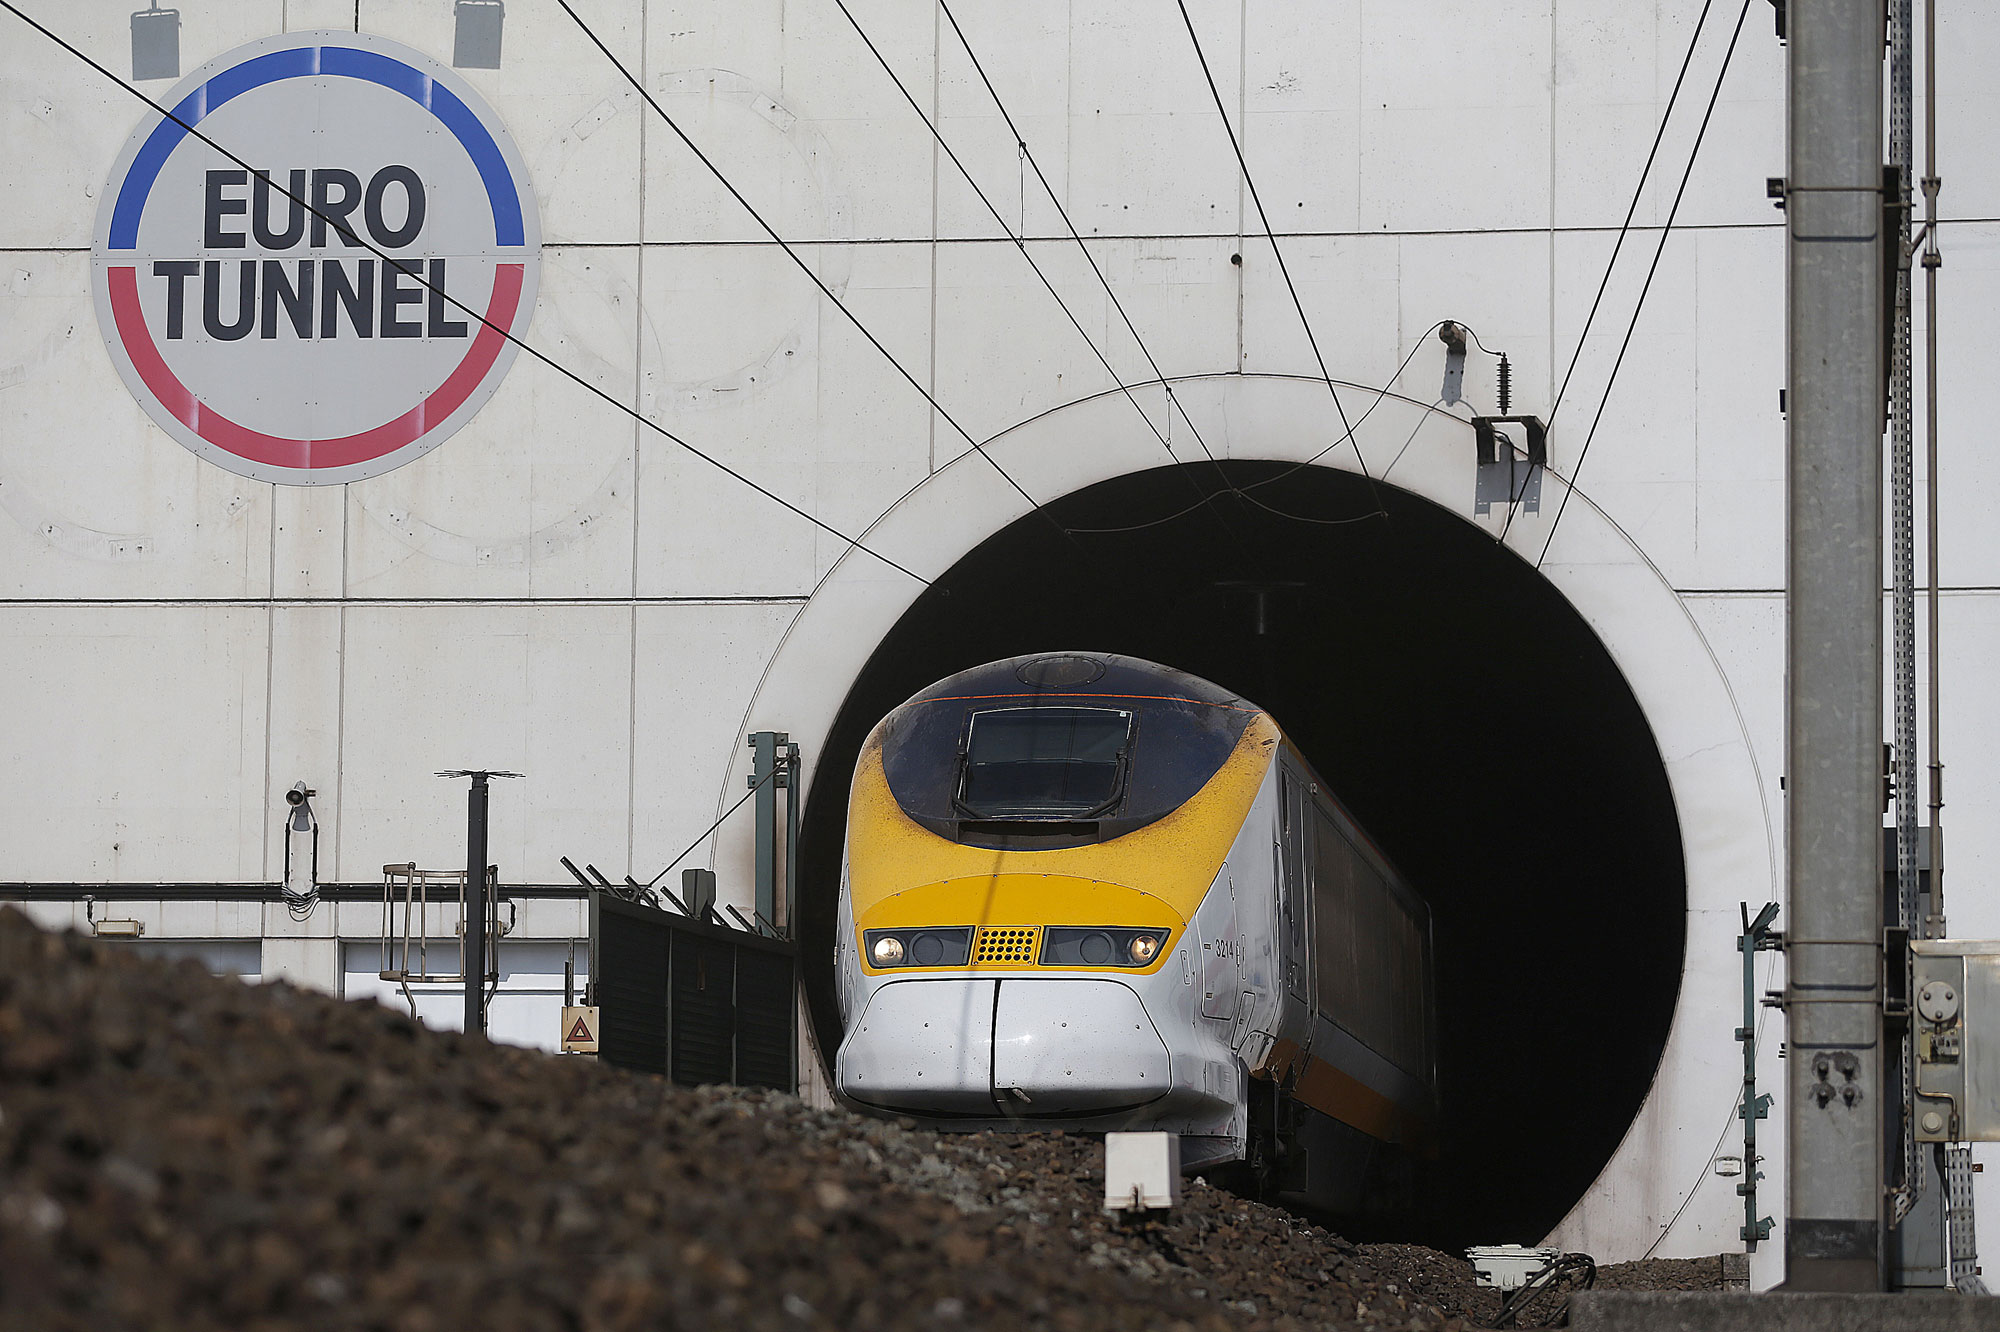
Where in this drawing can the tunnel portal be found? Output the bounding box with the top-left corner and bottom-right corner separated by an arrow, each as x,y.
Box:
797,459 -> 1686,1247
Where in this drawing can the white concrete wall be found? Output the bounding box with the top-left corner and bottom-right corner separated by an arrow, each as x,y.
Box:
4,0 -> 1998,1274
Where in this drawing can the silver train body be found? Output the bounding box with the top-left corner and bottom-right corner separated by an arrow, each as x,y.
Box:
832,653 -> 1439,1216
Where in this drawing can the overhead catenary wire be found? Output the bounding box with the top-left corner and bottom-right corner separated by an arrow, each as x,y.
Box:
931,1 -> 1230,487
1173,0 -> 1387,520
646,766 -> 779,892
1546,0 -> 1720,429
551,0 -> 1057,527
1497,0 -> 1720,544
0,1 -> 934,588
1238,321 -> 1454,494
1528,0 -> 1754,570
828,0 -> 1232,525
1072,320 -> 1496,528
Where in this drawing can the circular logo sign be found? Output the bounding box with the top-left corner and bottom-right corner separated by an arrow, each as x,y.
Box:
91,32 -> 540,486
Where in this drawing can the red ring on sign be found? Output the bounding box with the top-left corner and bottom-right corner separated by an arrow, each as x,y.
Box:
106,263 -> 524,471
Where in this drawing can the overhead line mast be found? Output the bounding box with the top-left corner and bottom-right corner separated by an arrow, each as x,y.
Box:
1781,0 -> 1888,1293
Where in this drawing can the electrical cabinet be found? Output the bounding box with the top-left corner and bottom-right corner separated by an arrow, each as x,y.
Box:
1912,940 -> 2000,1141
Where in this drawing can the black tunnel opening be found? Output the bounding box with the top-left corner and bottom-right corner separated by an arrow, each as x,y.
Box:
798,460 -> 1686,1249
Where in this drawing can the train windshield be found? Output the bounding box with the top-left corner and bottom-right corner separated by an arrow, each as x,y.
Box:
957,707 -> 1133,819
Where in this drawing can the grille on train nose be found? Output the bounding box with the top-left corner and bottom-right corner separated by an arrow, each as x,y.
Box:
972,925 -> 1040,965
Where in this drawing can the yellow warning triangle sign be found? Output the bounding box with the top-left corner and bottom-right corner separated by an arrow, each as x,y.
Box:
566,1014 -> 595,1043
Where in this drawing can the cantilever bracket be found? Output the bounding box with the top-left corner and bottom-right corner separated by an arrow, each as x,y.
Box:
1470,415 -> 1547,468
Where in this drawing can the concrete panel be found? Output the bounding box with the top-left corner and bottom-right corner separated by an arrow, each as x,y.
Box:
1542,223 -> 1785,591
0,606 -> 269,881
630,599 -> 800,904
1242,4 -> 1360,234
932,239 -> 1129,451
282,0 -> 358,32
508,898 -> 589,938
1690,228 -> 1785,476
0,252 -> 274,600
1063,1 -> 1244,239
0,2 -> 286,250
1091,237 -> 1245,388
637,240 -> 823,425
344,247 -> 642,600
271,485 -> 346,600
359,0 -> 646,246
640,63 -> 856,248
159,896 -> 261,939
1927,223 -> 2000,592
633,240 -> 930,597
262,605 -> 344,880
1396,230 -> 1553,413
261,935 -> 339,993
6,902 -> 81,933
632,436 -> 822,600
796,243 -> 935,545
332,604 -> 632,883
1357,0 -> 1552,235
1931,594 -> 2000,944
1541,227 -> 1699,584
1236,232 -> 1403,392
1552,0 -> 1786,233
933,2 -> 1073,242
1928,592 -> 2000,1234
1932,4 -> 2000,222
769,0 -> 942,242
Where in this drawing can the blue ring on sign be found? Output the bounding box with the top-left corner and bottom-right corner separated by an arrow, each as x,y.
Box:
107,43 -> 524,250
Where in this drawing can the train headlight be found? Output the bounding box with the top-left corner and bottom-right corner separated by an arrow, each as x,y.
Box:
861,927 -> 973,969
1039,926 -> 1173,968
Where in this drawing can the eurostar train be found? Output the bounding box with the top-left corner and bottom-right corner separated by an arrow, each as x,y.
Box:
833,652 -> 1440,1219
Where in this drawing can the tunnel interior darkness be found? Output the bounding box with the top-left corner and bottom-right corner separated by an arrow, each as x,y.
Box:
797,460 -> 1687,1248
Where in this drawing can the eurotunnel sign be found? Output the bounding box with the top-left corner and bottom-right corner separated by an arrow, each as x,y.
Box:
91,32 -> 541,486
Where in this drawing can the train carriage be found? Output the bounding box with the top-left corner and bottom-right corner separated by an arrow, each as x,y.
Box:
834,652 -> 1439,1221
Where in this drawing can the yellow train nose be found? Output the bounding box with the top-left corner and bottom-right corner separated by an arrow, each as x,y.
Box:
855,873 -> 1182,975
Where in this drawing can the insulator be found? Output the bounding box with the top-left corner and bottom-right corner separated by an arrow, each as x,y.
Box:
1498,353 -> 1513,416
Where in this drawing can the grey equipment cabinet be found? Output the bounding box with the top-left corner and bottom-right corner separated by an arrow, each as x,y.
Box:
1912,939 -> 2000,1141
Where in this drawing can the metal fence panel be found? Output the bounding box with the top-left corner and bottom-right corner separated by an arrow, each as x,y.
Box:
590,891 -> 794,1092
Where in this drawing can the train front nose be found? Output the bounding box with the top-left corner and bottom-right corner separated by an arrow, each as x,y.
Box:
838,977 -> 1171,1116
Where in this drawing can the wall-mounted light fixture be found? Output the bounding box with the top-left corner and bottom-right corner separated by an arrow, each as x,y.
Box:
130,5 -> 179,81
282,782 -> 321,921
1438,322 -> 1469,405
92,918 -> 145,938
453,0 -> 505,69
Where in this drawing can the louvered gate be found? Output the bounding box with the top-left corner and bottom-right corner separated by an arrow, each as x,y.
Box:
588,891 -> 796,1092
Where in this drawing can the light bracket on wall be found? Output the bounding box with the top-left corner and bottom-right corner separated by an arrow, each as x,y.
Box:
130,5 -> 179,81
453,0 -> 505,69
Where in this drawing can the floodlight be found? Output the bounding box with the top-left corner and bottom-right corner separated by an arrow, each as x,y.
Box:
130,5 -> 179,81
453,0 -> 504,69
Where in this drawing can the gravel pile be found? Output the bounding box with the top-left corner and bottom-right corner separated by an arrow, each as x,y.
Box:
1354,1247 -> 1733,1328
0,911 -> 1722,1330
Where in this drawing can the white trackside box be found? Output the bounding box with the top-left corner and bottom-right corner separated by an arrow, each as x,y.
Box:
1104,1131 -> 1182,1213
1467,1245 -> 1561,1291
